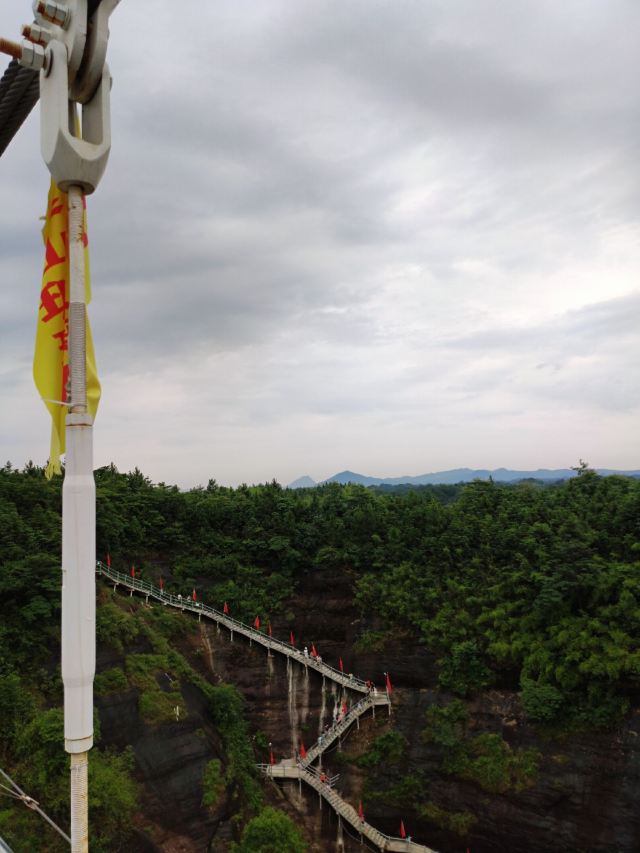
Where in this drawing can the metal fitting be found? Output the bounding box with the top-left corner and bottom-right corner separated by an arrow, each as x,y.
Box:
33,0 -> 71,29
22,23 -> 53,46
20,39 -> 48,71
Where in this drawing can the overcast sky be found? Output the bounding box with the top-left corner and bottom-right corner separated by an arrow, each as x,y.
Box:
1,0 -> 639,487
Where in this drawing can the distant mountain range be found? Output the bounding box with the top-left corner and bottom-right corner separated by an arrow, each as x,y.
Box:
288,467 -> 640,489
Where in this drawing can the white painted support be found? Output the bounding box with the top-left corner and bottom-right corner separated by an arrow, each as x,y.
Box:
62,186 -> 94,853
70,752 -> 89,853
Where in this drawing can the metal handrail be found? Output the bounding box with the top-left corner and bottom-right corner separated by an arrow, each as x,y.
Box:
96,562 -> 428,851
302,694 -> 375,765
95,562 -> 381,694
257,762 -> 434,850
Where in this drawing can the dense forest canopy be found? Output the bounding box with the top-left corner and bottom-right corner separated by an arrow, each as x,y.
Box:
2,461 -> 639,733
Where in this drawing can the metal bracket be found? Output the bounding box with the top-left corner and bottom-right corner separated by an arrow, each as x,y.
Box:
71,0 -> 120,104
40,38 -> 111,192
32,0 -> 87,81
22,0 -> 120,192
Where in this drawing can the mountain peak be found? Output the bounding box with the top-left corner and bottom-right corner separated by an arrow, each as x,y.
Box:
287,475 -> 317,489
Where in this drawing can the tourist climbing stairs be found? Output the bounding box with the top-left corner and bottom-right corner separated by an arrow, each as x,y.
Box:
96,562 -> 388,700
301,694 -> 378,766
259,762 -> 436,852
97,561 -> 434,851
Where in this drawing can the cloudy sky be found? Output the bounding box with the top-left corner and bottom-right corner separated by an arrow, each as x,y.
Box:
1,0 -> 638,487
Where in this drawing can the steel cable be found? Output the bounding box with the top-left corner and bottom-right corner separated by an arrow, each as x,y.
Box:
0,0 -> 106,158
0,60 -> 38,157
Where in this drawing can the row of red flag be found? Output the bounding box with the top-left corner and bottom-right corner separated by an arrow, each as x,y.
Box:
269,754 -> 413,842
107,556 -> 449,847
110,556 -> 394,694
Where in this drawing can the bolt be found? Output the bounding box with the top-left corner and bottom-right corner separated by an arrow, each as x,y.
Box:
22,23 -> 52,46
34,0 -> 70,29
20,40 -> 48,72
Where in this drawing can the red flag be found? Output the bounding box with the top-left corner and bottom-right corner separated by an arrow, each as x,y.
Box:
106,553 -> 111,568
358,801 -> 364,822
339,657 -> 344,672
159,577 -> 164,591
311,644 -> 318,658
290,631 -> 295,646
400,819 -> 406,839
342,701 -> 348,715
269,750 -> 275,766
267,621 -> 272,637
386,672 -> 393,694
299,742 -> 307,759
223,601 -> 229,614
192,588 -> 197,602
254,616 -> 261,630
130,565 -> 135,578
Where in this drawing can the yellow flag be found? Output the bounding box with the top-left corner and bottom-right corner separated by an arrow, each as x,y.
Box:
33,180 -> 101,479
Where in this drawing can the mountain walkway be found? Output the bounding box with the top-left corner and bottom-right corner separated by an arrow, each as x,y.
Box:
258,762 -> 436,852
96,561 -> 437,852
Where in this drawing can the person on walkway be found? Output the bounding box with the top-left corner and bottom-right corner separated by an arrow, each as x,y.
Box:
303,646 -> 309,658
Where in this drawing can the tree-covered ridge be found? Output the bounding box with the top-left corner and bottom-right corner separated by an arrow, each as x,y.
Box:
356,468 -> 640,725
1,462 -> 639,732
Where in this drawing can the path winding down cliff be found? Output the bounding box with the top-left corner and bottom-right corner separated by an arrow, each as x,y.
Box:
97,562 -> 435,852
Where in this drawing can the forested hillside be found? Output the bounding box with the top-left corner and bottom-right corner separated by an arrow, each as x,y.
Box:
1,461 -> 639,849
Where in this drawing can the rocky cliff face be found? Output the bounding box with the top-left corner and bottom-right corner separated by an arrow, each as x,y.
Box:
96,568 -> 640,852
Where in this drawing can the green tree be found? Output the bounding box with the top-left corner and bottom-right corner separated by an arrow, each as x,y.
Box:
233,807 -> 306,853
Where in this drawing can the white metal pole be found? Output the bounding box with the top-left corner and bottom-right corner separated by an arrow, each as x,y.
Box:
62,184 -> 95,853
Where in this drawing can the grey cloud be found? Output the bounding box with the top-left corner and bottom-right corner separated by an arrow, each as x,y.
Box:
1,1 -> 639,482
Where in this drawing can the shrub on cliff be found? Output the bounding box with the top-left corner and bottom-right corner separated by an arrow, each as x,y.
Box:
232,806 -> 306,853
0,702 -> 137,852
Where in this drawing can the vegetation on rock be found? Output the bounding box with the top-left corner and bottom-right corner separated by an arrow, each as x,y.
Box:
231,806 -> 306,853
1,460 -> 639,847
